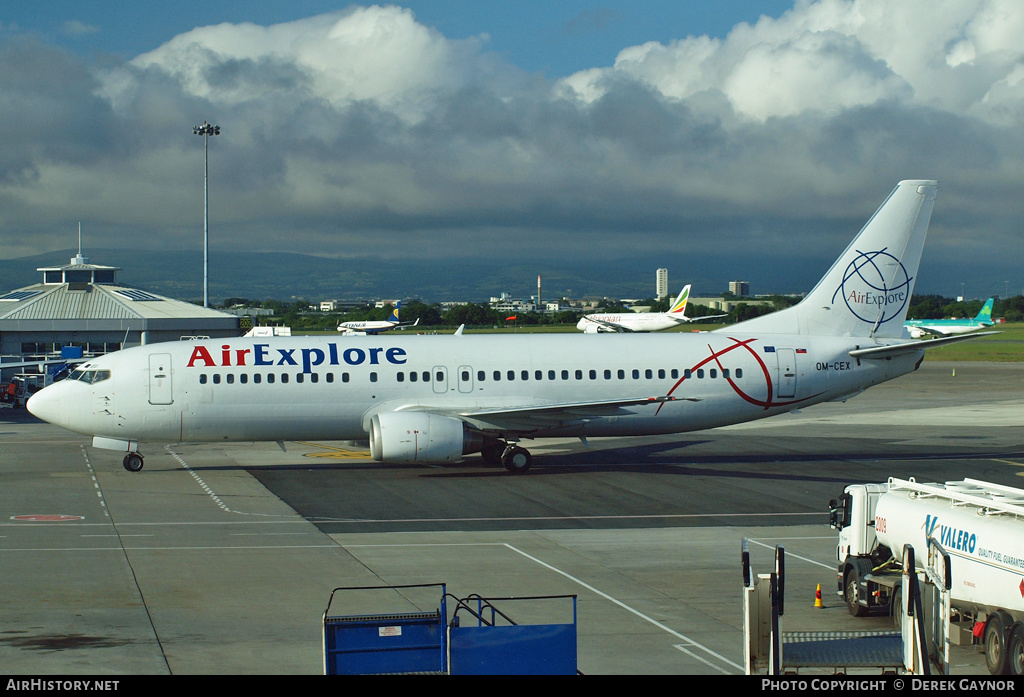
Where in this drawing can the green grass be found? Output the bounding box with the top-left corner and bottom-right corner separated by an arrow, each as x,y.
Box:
296,323 -> 1023,361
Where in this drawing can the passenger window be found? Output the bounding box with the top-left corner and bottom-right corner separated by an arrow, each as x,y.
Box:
311,373 -> 319,383
226,374 -> 235,384
683,369 -> 691,379
254,374 -> 262,384
296,373 -> 304,383
493,370 -> 501,381
710,369 -> 717,379
326,373 -> 334,383
548,370 -> 555,380
697,369 -> 704,379
736,369 -> 743,378
589,370 -> 596,380
632,369 -> 639,379
397,372 -> 405,383
342,373 -> 350,383
268,373 -> 275,384
672,369 -> 679,379
422,372 -> 430,382
534,370 -> 542,380
213,374 -> 221,384
645,369 -> 652,379
561,370 -> 569,380
461,370 -> 469,382
200,374 -> 208,384
521,370 -> 529,381
478,370 -> 485,381
507,370 -> 515,381
240,374 -> 248,384
282,373 -> 289,384
722,369 -> 729,379
436,371 -> 445,382
575,370 -> 582,380
604,369 -> 611,380
617,370 -> 625,379
370,372 -> 378,383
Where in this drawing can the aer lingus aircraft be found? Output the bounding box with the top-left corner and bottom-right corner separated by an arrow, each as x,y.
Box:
576,285 -> 726,333
28,180 -> 987,474
904,297 -> 995,338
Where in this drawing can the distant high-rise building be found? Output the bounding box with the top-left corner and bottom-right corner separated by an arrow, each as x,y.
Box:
729,281 -> 750,297
656,268 -> 669,300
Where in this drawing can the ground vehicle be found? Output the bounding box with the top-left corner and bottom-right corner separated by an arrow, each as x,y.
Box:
830,477 -> 1024,675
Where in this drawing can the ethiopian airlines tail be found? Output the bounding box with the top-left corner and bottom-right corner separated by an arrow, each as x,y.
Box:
668,286 -> 690,315
727,180 -> 938,339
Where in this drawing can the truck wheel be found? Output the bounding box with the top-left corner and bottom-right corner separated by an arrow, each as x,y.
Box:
1008,623 -> 1024,676
984,611 -> 1012,675
844,569 -> 867,617
890,585 -> 903,630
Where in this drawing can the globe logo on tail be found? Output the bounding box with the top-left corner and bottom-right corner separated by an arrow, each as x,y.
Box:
831,248 -> 912,325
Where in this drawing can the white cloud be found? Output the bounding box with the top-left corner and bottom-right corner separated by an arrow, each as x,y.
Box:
1,2 -> 1023,297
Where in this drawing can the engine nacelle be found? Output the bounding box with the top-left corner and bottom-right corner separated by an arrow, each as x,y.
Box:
907,327 -> 927,339
369,412 -> 482,464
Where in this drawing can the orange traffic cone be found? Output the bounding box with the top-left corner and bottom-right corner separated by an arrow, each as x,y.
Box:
815,584 -> 824,608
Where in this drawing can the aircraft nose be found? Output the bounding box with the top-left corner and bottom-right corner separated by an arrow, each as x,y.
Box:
26,384 -> 59,424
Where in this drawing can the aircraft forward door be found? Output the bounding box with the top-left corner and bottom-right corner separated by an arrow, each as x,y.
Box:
775,348 -> 797,399
149,353 -> 173,405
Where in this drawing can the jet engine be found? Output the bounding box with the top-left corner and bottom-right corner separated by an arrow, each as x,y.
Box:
369,412 -> 483,464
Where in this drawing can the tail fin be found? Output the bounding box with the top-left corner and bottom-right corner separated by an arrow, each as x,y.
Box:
388,301 -> 401,324
726,180 -> 938,338
668,285 -> 691,315
975,298 -> 994,322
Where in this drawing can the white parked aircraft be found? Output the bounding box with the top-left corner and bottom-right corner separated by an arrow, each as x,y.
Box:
337,301 -> 419,335
576,285 -> 726,333
29,181 -> 986,474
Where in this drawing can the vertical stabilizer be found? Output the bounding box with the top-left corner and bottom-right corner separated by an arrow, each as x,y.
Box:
726,180 -> 938,338
668,285 -> 691,315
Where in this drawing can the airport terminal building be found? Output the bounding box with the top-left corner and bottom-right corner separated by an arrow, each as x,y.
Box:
1,253 -> 239,377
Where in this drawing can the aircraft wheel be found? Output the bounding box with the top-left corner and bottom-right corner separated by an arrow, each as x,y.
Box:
501,446 -> 531,474
984,611 -> 1012,675
122,453 -> 145,472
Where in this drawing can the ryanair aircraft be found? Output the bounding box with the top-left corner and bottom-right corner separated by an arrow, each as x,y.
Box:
29,181 -> 983,474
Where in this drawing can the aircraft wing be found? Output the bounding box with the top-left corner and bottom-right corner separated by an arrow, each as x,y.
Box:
580,317 -> 633,332
849,331 -> 999,359
1,358 -> 86,371
683,313 -> 728,323
399,395 -> 689,432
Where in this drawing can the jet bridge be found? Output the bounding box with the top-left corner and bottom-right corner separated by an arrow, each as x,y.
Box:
322,583 -> 578,675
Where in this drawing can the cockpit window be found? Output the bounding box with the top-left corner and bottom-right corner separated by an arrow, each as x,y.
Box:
69,368 -> 111,384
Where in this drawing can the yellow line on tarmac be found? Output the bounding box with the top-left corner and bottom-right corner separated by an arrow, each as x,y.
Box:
294,441 -> 370,459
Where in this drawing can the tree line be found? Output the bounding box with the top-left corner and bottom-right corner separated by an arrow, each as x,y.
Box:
220,293 -> 1021,330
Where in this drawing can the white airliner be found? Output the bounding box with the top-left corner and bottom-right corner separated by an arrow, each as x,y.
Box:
28,181 -> 987,474
576,285 -> 726,333
337,301 -> 419,335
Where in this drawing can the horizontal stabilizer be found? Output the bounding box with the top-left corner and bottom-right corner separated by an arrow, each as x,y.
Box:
849,331 -> 999,359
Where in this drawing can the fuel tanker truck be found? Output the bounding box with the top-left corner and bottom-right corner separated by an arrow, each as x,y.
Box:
830,477 -> 1024,675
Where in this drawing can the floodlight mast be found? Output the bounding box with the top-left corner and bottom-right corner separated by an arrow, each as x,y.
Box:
192,121 -> 220,308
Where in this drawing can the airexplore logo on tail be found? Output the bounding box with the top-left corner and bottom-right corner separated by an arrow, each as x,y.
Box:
831,248 -> 912,324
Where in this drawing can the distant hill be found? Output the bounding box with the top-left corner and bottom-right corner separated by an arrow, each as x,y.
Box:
0,249 -> 668,304
1,247 -> 989,304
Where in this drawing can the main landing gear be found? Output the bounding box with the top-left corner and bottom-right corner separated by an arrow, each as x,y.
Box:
122,452 -> 145,472
480,440 -> 533,474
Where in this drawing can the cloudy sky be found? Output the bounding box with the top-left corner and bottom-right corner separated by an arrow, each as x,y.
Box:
2,0 -> 1023,299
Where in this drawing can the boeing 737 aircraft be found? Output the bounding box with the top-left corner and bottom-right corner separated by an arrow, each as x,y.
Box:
576,285 -> 726,333
337,301 -> 419,335
29,181 -> 989,474
904,297 -> 995,338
